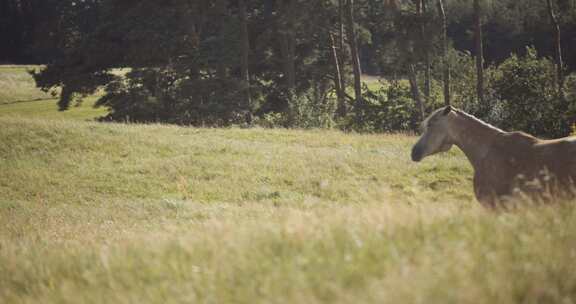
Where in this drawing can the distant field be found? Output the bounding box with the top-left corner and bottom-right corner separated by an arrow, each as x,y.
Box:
1,66 -> 576,303
0,65 -> 106,120
0,96 -> 107,121
0,66 -> 386,121
0,65 -> 55,104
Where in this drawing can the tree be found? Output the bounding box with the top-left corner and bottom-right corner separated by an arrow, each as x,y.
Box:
346,0 -> 363,122
215,0 -> 229,80
420,0 -> 431,100
411,0 -> 427,120
277,0 -> 297,90
329,32 -> 346,118
546,0 -> 565,98
0,0 -> 40,63
408,63 -> 424,120
474,0 -> 484,104
239,0 -> 253,124
25,0 -> 576,131
437,0 -> 450,106
493,47 -> 571,138
336,0 -> 348,117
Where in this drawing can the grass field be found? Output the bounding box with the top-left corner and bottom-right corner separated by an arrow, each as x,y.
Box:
0,66 -> 55,104
0,96 -> 107,121
1,66 -> 576,303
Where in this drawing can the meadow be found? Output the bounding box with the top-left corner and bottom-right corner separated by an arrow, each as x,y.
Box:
1,66 -> 575,303
0,66 -> 54,104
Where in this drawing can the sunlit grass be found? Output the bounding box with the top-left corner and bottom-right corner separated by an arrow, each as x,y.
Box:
1,117 -> 575,303
0,65 -> 107,121
0,65 -> 54,104
0,97 -> 106,121
1,67 -> 575,303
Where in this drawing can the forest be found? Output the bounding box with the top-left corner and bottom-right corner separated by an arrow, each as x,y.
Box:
2,0 -> 576,137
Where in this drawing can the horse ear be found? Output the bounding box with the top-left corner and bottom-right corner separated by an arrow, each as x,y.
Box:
443,105 -> 453,115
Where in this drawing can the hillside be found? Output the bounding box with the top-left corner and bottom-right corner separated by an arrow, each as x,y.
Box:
1,117 -> 576,303
0,66 -> 106,121
0,116 -> 472,205
0,66 -> 53,104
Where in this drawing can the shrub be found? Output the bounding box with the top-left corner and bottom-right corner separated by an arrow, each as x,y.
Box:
343,81 -> 419,132
426,47 -> 575,138
491,47 -> 573,138
96,68 -> 248,126
445,50 -> 499,121
255,86 -> 336,129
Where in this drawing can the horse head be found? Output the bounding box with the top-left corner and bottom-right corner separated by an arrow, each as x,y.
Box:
411,105 -> 455,162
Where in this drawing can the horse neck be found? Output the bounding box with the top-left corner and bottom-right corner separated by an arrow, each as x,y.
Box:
448,113 -> 503,170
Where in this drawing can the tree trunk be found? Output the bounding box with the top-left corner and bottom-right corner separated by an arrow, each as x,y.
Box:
278,0 -> 296,90
421,0 -> 431,100
338,0 -> 347,99
437,0 -> 450,106
330,33 -> 346,118
239,0 -> 253,124
216,0 -> 228,80
408,64 -> 425,120
58,85 -> 73,111
345,0 -> 363,123
546,0 -> 565,98
415,0 -> 429,118
474,0 -> 484,105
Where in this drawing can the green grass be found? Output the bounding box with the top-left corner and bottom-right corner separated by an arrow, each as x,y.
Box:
1,118 -> 576,303
0,65 -> 107,120
0,66 -> 55,104
0,96 -> 107,121
1,66 -> 576,303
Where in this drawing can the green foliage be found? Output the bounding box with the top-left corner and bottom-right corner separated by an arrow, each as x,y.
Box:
492,47 -> 572,138
443,50 -> 498,119
19,0 -> 576,135
255,87 -> 336,129
429,48 -> 575,138
344,81 -> 419,132
95,68 -> 248,125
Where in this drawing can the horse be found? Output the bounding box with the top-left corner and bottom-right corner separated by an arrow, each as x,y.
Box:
411,105 -> 576,208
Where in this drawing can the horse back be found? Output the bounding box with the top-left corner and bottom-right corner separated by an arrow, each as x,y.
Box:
484,133 -> 575,193
535,136 -> 576,180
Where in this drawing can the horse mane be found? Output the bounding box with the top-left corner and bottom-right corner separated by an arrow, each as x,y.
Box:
422,107 -> 504,134
452,109 -> 505,134
421,107 -> 446,130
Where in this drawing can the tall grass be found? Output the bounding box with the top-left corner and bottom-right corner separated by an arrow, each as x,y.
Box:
1,117 -> 575,303
0,96 -> 106,121
1,66 -> 575,303
0,65 -> 106,121
0,66 -> 54,104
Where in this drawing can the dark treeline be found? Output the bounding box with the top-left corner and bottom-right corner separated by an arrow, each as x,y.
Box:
0,0 -> 61,63
4,0 -> 576,70
2,0 -> 576,137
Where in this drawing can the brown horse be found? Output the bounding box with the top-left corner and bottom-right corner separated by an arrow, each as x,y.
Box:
411,106 -> 576,207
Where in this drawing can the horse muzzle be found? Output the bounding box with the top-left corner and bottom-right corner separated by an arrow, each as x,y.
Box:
411,145 -> 424,162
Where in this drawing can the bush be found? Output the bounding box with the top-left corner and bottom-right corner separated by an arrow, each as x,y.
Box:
445,50 -> 498,120
445,47 -> 575,138
343,81 -> 419,132
95,48 -> 576,137
255,86 -> 336,129
492,47 -> 572,138
96,68 -> 248,126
